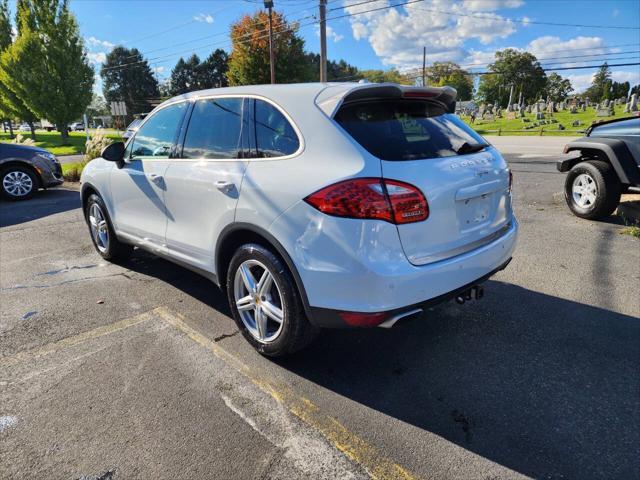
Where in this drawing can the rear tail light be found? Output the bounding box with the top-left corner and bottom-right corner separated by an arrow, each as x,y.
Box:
304,178 -> 428,224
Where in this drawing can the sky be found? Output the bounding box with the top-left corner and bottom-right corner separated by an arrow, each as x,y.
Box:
8,0 -> 640,95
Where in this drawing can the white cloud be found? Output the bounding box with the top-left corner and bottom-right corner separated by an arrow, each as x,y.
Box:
612,8 -> 620,18
527,36 -> 607,59
194,13 -> 214,24
315,25 -> 344,43
153,66 -> 166,74
86,36 -> 115,49
461,0 -> 523,12
563,70 -> 640,94
342,0 -> 521,69
87,52 -> 107,65
455,12 -> 516,44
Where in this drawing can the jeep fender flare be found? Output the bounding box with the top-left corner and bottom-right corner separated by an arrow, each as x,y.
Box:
557,137 -> 640,185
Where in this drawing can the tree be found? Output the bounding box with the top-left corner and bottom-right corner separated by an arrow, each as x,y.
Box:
0,0 -> 93,142
426,62 -> 474,100
0,0 -> 10,48
169,55 -> 199,95
630,84 -> 640,98
198,49 -> 229,88
304,53 -> 360,81
358,69 -> 412,85
610,81 -> 630,99
101,46 -> 159,122
86,93 -> 108,123
583,63 -> 612,102
477,49 -> 547,106
0,0 -> 39,138
544,72 -> 573,102
227,10 -> 308,85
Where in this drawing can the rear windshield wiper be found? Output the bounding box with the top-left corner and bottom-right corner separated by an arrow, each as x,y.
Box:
456,142 -> 489,154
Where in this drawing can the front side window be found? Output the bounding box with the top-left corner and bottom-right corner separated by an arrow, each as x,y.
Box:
253,99 -> 299,158
130,102 -> 187,159
335,100 -> 486,161
183,98 -> 244,159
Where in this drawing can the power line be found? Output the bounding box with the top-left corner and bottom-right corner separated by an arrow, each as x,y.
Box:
404,62 -> 640,79
405,4 -> 640,30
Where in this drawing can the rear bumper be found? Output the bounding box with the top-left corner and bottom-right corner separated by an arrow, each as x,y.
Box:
269,202 -> 518,328
311,257 -> 512,328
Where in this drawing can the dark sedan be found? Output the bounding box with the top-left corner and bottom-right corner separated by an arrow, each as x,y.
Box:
0,143 -> 64,200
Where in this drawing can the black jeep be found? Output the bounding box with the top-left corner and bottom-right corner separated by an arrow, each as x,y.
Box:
557,116 -> 640,220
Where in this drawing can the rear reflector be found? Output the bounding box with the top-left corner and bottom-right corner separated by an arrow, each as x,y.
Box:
338,311 -> 390,327
304,178 -> 428,224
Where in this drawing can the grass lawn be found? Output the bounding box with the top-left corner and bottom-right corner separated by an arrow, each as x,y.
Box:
0,130 -> 121,156
460,104 -> 631,136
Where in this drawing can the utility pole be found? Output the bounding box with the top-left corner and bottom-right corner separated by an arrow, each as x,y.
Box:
264,0 -> 275,84
422,46 -> 426,86
319,0 -> 327,82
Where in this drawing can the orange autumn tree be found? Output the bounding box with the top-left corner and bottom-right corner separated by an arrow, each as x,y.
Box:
227,10 -> 310,85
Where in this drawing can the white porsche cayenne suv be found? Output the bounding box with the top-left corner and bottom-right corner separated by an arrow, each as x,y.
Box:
81,83 -> 518,356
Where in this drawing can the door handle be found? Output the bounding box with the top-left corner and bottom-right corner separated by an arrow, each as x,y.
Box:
215,180 -> 235,193
147,174 -> 164,186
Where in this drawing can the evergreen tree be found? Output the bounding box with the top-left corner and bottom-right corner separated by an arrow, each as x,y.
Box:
583,63 -> 612,102
198,49 -> 229,88
101,46 -> 159,121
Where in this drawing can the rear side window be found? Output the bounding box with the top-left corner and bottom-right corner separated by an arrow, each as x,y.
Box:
130,102 -> 187,158
252,99 -> 299,158
183,98 -> 244,159
334,100 -> 485,161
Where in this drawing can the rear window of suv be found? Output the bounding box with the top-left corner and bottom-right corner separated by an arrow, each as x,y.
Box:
334,99 -> 486,161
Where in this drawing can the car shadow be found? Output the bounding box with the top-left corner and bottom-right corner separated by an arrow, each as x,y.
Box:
0,188 -> 80,227
118,249 -> 231,316
274,281 -> 639,479
109,249 -> 639,479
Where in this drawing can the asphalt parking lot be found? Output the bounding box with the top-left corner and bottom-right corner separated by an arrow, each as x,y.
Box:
1,150 -> 639,479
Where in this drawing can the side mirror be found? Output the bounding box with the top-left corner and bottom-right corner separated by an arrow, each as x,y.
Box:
101,142 -> 125,162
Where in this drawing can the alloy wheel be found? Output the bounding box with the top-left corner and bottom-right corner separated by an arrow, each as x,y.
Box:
233,259 -> 284,343
572,173 -> 597,208
88,203 -> 109,253
2,171 -> 33,197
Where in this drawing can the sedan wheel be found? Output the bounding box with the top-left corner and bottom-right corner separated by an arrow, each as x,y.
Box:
2,170 -> 34,198
233,259 -> 284,343
88,203 -> 109,253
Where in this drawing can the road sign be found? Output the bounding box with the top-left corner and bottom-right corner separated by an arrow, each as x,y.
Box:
110,101 -> 127,117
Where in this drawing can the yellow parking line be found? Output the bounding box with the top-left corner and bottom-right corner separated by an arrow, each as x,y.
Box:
155,306 -> 420,480
0,308 -> 159,369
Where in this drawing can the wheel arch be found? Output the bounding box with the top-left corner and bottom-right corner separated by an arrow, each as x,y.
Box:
0,160 -> 42,188
80,182 -> 99,208
563,139 -> 639,185
215,223 -> 314,323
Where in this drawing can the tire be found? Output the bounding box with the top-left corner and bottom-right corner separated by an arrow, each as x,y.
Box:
227,243 -> 319,357
85,193 -> 133,261
0,165 -> 39,200
564,160 -> 621,220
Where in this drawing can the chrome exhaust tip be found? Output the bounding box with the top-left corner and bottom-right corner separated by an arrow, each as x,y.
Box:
378,308 -> 423,329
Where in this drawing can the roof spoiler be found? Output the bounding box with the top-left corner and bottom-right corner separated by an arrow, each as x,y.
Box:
317,83 -> 458,117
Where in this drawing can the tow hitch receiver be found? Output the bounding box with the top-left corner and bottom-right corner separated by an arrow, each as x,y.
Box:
455,285 -> 484,305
